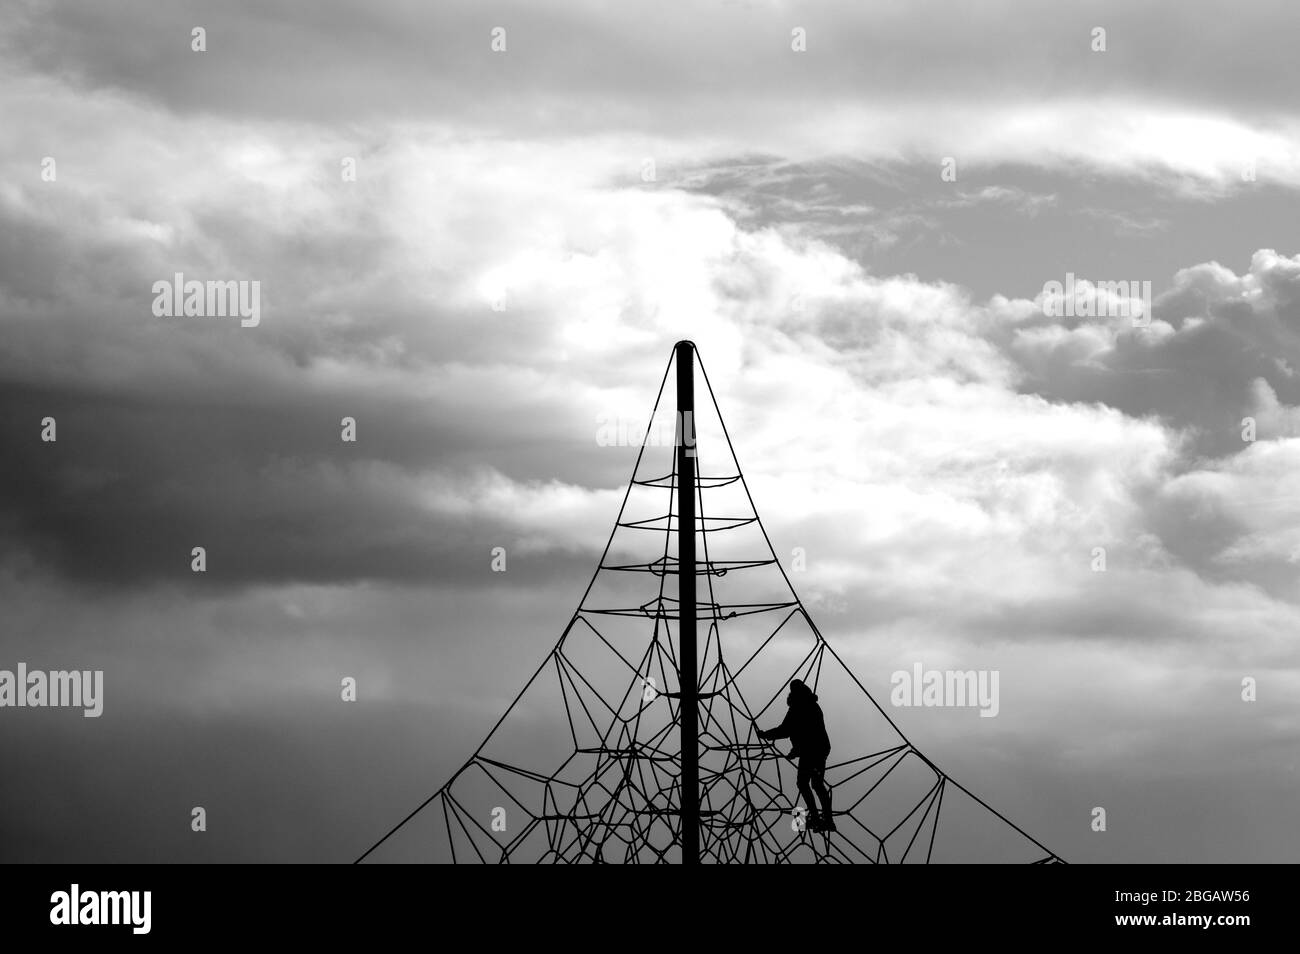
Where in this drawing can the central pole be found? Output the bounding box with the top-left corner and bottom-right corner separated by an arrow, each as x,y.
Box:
675,340 -> 700,864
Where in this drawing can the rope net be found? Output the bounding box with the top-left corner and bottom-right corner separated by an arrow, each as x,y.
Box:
358,346 -> 1064,864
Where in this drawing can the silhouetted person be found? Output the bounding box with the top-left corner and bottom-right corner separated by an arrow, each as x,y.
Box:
757,679 -> 834,832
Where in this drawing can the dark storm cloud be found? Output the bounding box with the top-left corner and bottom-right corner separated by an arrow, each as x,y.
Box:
0,700 -> 468,862
0,375 -> 629,588
1009,249 -> 1300,458
685,157 -> 1300,301
7,0 -> 1300,129
0,166 -> 664,589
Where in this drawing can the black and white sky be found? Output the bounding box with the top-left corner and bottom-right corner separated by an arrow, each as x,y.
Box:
1,0 -> 1297,862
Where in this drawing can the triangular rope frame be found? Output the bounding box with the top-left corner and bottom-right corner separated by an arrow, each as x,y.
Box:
357,346 -> 1065,864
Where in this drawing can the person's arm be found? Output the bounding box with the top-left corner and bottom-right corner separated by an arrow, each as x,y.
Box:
759,709 -> 793,741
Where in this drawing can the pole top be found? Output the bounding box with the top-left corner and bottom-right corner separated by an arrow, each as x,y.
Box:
674,339 -> 696,352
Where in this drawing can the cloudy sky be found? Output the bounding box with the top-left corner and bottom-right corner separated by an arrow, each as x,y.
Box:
1,0 -> 1297,862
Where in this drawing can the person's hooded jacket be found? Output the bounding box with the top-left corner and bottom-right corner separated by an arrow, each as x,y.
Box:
759,680 -> 830,759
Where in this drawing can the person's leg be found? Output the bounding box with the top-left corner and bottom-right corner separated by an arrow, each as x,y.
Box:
809,757 -> 833,829
796,759 -> 819,827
